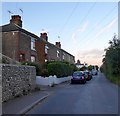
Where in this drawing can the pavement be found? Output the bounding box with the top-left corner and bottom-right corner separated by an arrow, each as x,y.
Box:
2,85 -> 52,115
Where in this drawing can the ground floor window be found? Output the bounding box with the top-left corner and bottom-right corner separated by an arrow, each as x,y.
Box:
19,53 -> 25,62
31,56 -> 36,62
45,59 -> 48,62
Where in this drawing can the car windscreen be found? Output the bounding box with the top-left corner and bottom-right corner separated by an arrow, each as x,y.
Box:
73,72 -> 83,76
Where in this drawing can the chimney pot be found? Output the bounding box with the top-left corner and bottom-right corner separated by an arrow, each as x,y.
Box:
10,15 -> 22,27
56,42 -> 61,49
40,32 -> 48,41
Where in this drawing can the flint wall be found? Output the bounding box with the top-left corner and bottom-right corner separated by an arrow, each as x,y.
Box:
1,64 -> 36,102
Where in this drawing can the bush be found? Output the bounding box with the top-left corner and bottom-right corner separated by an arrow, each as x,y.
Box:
21,61 -> 41,76
47,61 -> 74,78
41,69 -> 49,77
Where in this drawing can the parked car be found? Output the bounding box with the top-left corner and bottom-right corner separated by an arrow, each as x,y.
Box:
84,70 -> 92,81
92,69 -> 98,75
71,71 -> 86,84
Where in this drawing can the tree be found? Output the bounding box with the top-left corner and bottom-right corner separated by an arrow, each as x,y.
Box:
101,34 -> 120,76
88,65 -> 93,71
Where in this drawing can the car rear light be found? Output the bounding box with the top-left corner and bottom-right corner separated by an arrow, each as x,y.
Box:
82,76 -> 84,79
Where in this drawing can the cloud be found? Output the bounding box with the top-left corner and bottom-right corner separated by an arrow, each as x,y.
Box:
78,21 -> 89,33
72,21 -> 89,41
75,49 -> 104,66
95,16 -> 118,38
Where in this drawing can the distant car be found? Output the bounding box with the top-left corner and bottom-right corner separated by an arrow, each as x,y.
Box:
92,70 -> 98,75
71,71 -> 86,84
84,70 -> 92,81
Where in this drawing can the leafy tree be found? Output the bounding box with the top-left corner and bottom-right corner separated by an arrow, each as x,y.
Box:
88,65 -> 93,71
101,34 -> 120,85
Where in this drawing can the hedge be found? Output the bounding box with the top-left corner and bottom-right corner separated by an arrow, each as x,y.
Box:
21,61 -> 77,77
47,61 -> 74,78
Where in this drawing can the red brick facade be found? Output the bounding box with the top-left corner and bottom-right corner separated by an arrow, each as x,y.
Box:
35,40 -> 45,65
1,15 -> 75,65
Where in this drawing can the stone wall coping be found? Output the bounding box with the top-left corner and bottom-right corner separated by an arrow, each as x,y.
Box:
0,64 -> 36,68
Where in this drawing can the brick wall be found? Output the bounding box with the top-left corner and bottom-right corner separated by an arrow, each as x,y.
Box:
19,32 -> 31,61
35,40 -> 45,65
2,31 -> 19,61
19,32 -> 38,63
47,43 -> 75,64
47,43 -> 61,61
2,64 -> 36,102
2,31 -> 38,63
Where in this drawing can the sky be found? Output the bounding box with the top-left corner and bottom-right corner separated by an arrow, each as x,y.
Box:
1,1 -> 119,66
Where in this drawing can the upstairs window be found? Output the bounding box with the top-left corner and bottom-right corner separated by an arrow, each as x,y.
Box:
31,37 -> 35,50
45,44 -> 49,54
57,50 -> 60,58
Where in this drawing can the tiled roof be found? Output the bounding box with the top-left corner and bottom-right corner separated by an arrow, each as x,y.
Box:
45,41 -> 74,57
1,23 -> 40,40
1,23 -> 74,58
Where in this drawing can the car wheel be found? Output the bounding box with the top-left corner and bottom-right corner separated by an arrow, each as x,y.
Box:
71,80 -> 73,84
83,80 -> 86,84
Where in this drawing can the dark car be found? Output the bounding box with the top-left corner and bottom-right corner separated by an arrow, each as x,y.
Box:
84,70 -> 92,81
71,71 -> 86,84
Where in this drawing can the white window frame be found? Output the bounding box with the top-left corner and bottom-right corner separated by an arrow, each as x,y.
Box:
45,59 -> 48,62
31,37 -> 36,50
57,50 -> 60,58
45,44 -> 49,54
31,56 -> 36,62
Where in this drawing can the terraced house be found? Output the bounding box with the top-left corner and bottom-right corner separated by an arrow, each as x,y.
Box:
1,15 -> 75,65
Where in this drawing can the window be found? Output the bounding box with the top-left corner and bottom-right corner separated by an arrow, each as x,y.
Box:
45,59 -> 48,62
45,44 -> 49,54
57,50 -> 60,58
19,53 -> 25,62
31,37 -> 35,50
31,56 -> 36,62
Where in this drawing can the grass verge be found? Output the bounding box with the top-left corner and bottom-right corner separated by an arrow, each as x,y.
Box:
106,74 -> 120,87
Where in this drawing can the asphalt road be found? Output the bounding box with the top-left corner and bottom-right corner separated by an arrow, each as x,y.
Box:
27,72 -> 119,114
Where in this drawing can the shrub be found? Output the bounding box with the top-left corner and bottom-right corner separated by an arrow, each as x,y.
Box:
47,61 -> 74,78
41,69 -> 49,77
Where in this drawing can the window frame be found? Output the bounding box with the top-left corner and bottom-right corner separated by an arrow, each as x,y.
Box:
31,37 -> 36,51
57,50 -> 60,58
31,55 -> 36,62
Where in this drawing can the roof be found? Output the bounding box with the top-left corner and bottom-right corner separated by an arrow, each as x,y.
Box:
45,41 -> 75,57
1,23 -> 40,40
1,22 -> 74,58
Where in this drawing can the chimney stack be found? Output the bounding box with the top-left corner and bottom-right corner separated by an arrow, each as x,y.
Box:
10,15 -> 22,27
40,32 -> 48,41
55,42 -> 61,49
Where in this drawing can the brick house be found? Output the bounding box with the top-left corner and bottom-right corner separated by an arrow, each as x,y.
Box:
1,15 -> 75,65
1,15 -> 45,65
40,32 -> 75,64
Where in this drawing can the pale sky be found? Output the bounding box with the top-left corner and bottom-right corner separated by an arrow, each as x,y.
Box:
1,1 -> 118,66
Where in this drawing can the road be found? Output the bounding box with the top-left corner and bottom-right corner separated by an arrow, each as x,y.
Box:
26,72 -> 119,114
